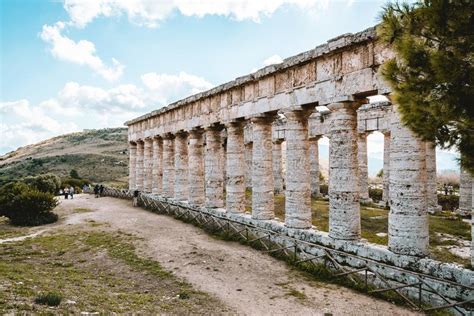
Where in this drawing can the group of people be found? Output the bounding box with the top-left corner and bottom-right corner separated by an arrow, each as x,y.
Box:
443,184 -> 455,195
59,186 -> 75,199
93,184 -> 105,198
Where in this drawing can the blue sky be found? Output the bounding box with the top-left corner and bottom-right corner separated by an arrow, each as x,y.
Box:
0,0 -> 459,174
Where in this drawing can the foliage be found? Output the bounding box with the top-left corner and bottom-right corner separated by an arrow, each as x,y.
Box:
61,177 -> 91,190
0,182 -> 58,226
318,172 -> 325,183
69,169 -> 80,179
22,173 -> 61,194
35,292 -> 62,306
369,188 -> 384,203
319,184 -> 328,196
437,194 -> 459,211
378,1 -> 474,174
376,169 -> 383,178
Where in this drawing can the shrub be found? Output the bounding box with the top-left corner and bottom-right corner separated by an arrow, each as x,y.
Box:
437,194 -> 459,211
23,174 -> 61,194
0,182 -> 58,226
35,292 -> 62,306
61,177 -> 90,190
319,184 -> 328,196
69,169 -> 80,179
369,188 -> 383,203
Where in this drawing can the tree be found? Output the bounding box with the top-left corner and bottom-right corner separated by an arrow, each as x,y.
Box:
70,169 -> 80,179
376,169 -> 384,178
378,1 -> 474,174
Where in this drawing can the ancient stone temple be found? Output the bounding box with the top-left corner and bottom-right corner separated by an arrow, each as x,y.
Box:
125,27 -> 473,264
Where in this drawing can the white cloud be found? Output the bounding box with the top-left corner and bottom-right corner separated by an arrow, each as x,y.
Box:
63,0 -> 331,28
40,22 -> 124,81
141,71 -> 213,104
0,100 -> 79,153
262,54 -> 283,66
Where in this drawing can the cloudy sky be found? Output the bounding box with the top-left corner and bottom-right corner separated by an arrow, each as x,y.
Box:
0,0 -> 459,174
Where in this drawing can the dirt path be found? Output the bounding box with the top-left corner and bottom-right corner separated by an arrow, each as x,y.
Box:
55,194 -> 418,316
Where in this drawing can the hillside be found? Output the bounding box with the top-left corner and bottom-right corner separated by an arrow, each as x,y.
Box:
0,128 -> 129,186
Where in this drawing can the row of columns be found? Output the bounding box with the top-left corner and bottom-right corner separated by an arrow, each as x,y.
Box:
128,102 -> 472,260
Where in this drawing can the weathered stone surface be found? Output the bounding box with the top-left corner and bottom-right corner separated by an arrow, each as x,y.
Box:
272,141 -> 284,194
143,138 -> 153,193
284,110 -> 312,229
162,135 -> 175,198
309,138 -> 321,197
459,165 -> 473,216
205,127 -> 224,208
245,142 -> 253,189
425,142 -> 441,214
174,132 -> 188,201
388,105 -> 428,257
251,115 -> 275,220
135,141 -> 144,191
226,121 -> 246,213
382,132 -> 390,204
152,137 -> 163,194
129,142 -> 137,190
188,129 -> 205,206
357,133 -> 370,202
327,102 -> 361,240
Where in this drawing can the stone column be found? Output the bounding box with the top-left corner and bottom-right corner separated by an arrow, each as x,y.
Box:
205,126 -> 224,208
388,105 -> 428,256
152,137 -> 163,194
135,140 -> 144,191
382,131 -> 391,204
471,183 -> 474,267
273,140 -> 284,194
426,143 -> 441,214
143,138 -> 153,193
251,115 -> 275,220
188,129 -> 205,206
129,142 -> 137,190
174,132 -> 189,201
245,142 -> 253,189
327,102 -> 360,240
460,166 -> 473,216
162,135 -> 175,198
309,138 -> 321,198
284,109 -> 312,229
358,133 -> 370,202
226,121 -> 246,213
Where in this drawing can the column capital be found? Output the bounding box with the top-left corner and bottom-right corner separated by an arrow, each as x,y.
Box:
224,118 -> 246,128
189,127 -> 204,137
248,111 -> 278,124
203,122 -> 225,131
327,101 -> 360,112
162,132 -> 175,140
175,130 -> 188,137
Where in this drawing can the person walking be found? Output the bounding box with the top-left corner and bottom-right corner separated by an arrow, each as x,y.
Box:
64,187 -> 69,199
99,184 -> 104,197
94,184 -> 100,198
69,186 -> 75,199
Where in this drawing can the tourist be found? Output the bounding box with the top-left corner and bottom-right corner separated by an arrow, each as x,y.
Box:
443,184 -> 448,196
99,184 -> 104,197
59,188 -> 63,197
94,184 -> 100,198
64,187 -> 69,199
69,186 -> 75,199
82,184 -> 88,193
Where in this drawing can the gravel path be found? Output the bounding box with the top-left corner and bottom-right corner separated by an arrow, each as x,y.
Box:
57,194 -> 419,316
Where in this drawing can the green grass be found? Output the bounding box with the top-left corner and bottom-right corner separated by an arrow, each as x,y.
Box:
0,229 -> 229,314
245,190 -> 471,266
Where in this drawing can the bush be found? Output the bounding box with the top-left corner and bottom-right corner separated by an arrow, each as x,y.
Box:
319,184 -> 328,196
35,292 -> 62,306
369,188 -> 383,203
437,194 -> 459,211
0,182 -> 58,226
23,174 -> 61,194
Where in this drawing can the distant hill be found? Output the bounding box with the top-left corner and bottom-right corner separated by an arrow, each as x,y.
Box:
0,128 -> 129,186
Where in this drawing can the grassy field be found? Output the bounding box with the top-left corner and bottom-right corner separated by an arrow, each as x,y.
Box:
245,190 -> 471,266
0,225 -> 230,313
